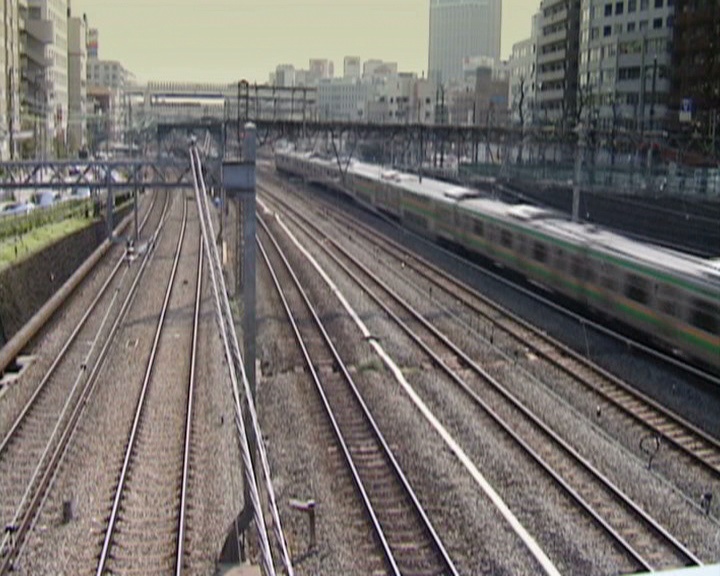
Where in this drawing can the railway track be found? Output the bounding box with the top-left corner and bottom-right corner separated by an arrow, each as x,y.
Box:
0,191 -> 168,573
258,214 -> 460,576
262,174 -> 720,484
259,184 -> 704,572
96,198 -> 202,575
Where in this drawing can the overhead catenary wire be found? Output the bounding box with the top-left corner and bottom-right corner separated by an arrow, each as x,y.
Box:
190,147 -> 293,576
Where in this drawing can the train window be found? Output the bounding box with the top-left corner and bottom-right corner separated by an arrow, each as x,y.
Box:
473,220 -> 484,236
405,212 -> 428,230
625,274 -> 649,304
533,242 -> 547,263
500,229 -> 513,248
554,248 -> 566,270
689,299 -> 719,334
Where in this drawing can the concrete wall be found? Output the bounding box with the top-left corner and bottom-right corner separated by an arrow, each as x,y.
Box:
0,206 -> 131,346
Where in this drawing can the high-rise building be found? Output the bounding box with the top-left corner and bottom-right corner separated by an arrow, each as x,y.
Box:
274,64 -> 296,87
343,56 -> 361,80
1,0 -> 21,159
428,0 -> 502,87
18,0 -> 52,158
308,59 -> 334,83
362,59 -> 398,82
67,11 -> 87,153
579,0 -> 674,133
536,0 -> 580,127
27,0 -> 68,155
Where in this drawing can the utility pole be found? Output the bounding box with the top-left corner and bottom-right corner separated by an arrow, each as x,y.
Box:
639,34 -> 647,138
647,56 -> 658,176
573,123 -> 585,222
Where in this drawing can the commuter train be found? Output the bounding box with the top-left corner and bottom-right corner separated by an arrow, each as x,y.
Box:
275,151 -> 720,373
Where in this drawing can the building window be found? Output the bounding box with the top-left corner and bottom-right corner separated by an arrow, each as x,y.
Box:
653,17 -> 662,28
667,15 -> 674,27
616,1 -> 624,14
628,0 -> 637,11
604,3 -> 613,15
604,25 -> 612,36
639,19 -> 648,30
640,0 -> 648,8
627,21 -> 636,31
654,0 -> 662,6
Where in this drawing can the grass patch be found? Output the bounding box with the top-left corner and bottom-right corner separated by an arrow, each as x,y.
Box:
0,217 -> 94,272
358,358 -> 383,373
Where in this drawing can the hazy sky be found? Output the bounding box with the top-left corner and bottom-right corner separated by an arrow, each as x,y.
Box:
71,0 -> 540,84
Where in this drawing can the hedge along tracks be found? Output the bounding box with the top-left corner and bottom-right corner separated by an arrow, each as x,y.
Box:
261,181 -> 720,488
95,198 -> 200,575
0,190 -> 162,384
0,191 -> 172,574
257,213 -> 461,576
258,191 -> 704,573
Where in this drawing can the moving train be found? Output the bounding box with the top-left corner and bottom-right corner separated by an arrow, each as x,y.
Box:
275,151 -> 720,373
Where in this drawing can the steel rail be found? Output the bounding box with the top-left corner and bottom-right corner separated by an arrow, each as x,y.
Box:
0,194 -> 171,575
191,147 -> 289,576
275,180 -> 720,479
96,198 -> 189,576
261,187 -> 703,571
0,192 -> 161,457
176,234 -> 203,575
0,192 -> 154,375
257,216 -> 459,576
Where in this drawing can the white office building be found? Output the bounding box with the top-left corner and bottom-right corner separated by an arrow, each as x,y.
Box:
28,0 -> 68,155
428,0 -> 502,86
343,56 -> 361,80
0,0 -> 21,159
274,64 -> 296,87
67,12 -> 87,153
362,60 -> 398,82
88,59 -> 134,91
317,77 -> 369,121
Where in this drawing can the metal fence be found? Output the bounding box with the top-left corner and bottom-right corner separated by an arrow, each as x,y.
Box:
458,161 -> 720,198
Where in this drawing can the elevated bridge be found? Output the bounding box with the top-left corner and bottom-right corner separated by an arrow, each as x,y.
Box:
0,157 -> 221,192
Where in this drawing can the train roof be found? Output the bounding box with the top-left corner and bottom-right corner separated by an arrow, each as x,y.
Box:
461,197 -> 720,289
280,151 -> 719,290
348,160 -> 481,202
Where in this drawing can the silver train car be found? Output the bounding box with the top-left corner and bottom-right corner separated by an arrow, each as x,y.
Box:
276,151 -> 720,372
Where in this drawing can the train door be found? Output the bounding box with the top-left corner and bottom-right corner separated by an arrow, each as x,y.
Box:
654,283 -> 681,344
570,244 -> 592,305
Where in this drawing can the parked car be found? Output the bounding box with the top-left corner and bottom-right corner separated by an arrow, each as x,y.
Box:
0,202 -> 36,217
73,187 -> 92,199
34,190 -> 57,207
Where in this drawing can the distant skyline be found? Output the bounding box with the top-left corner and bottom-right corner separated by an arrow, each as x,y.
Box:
71,0 -> 539,84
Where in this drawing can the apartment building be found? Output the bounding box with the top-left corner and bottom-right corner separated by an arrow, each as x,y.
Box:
536,0 -> 581,127
67,11 -> 86,153
579,0 -> 675,132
